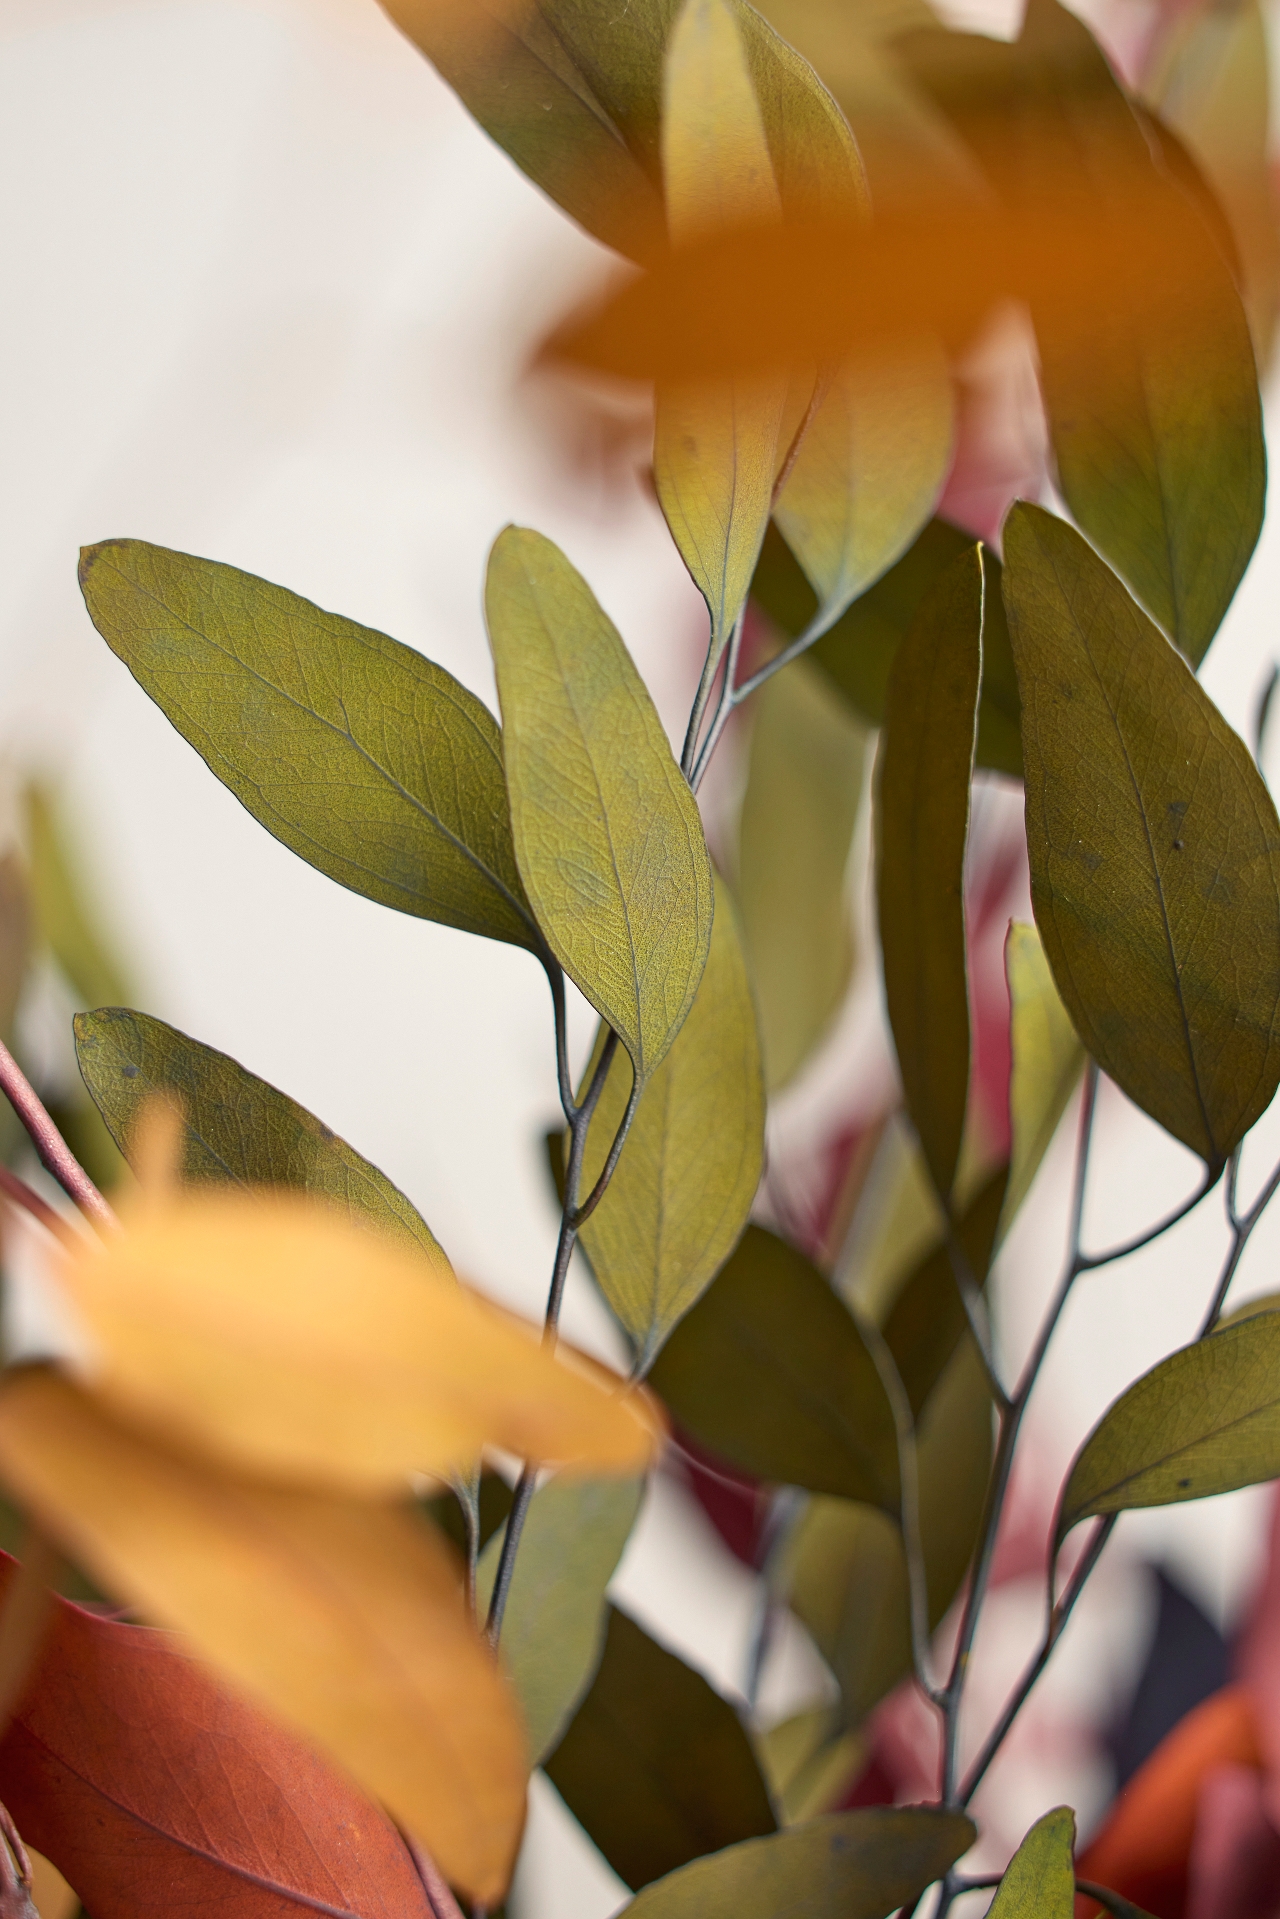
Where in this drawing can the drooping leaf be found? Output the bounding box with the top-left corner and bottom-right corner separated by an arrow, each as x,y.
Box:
52,1187 -> 659,1495
78,542 -> 541,953
0,1552 -> 439,1919
0,1373 -> 526,1904
74,1007 -> 443,1262
1003,503 -> 1280,1168
377,0 -> 665,261
876,545 -> 983,1203
545,1606 -> 775,1888
1001,922 -> 1084,1230
485,527 -> 713,1084
476,1475 -> 644,1764
883,1165 -> 1008,1418
618,1806 -> 976,1919
647,1226 -> 898,1508
25,785 -> 125,1013
1058,1311 -> 1280,1540
575,876 -> 763,1368
736,657 -> 866,1090
989,1807 -> 1076,1917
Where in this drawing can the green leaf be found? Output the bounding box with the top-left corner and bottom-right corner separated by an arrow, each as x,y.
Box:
647,1226 -> 898,1507
485,527 -> 714,1083
544,1605 -> 775,1889
78,541 -> 540,954
876,545 -> 983,1202
619,1806 -> 976,1919
784,1335 -> 992,1729
422,1470 -> 514,1560
477,1475 -> 643,1766
883,1164 -> 1008,1418
761,517 -> 1020,780
1058,1309 -> 1280,1540
755,1709 -> 865,1826
73,1007 -> 446,1266
26,783 -> 126,1012
1003,503 -> 1280,1168
989,1807 -> 1076,1917
377,0 -> 664,261
1001,921 -> 1084,1231
575,874 -> 764,1369
736,656 -> 867,1090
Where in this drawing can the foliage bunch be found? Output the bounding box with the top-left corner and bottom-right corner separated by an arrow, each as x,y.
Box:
0,0 -> 1276,1915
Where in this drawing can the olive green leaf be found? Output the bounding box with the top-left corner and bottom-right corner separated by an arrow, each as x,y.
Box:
477,1475 -> 644,1765
1217,1292 -> 1280,1331
989,1807 -> 1076,1918
575,875 -> 763,1369
26,783 -> 127,1012
545,1605 -> 775,1888
78,541 -> 540,954
877,545 -> 983,1203
647,1226 -> 899,1508
74,1006 -> 445,1266
1001,922 -> 1084,1231
1058,1309 -> 1280,1540
884,1165 -> 1008,1418
654,0 -> 788,665
485,527 -> 714,1083
376,0 -> 664,261
1003,503 -> 1280,1168
755,1709 -> 865,1827
784,1335 -> 992,1729
620,1806 -> 976,1919
736,656 -> 867,1090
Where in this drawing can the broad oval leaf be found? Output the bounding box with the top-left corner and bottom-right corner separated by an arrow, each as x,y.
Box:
78,541 -> 540,953
485,526 -> 714,1083
0,1553 -> 439,1919
647,1226 -> 899,1508
877,545 -> 983,1202
1058,1311 -> 1280,1540
1004,502 -> 1280,1167
0,1372 -> 526,1904
736,657 -> 866,1091
476,1474 -> 643,1765
1001,922 -> 1084,1232
576,876 -> 763,1368
75,1006 -> 444,1264
545,1606 -> 775,1889
989,1808 -> 1076,1917
620,1806 -> 976,1919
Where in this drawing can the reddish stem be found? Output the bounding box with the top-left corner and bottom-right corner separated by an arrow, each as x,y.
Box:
0,1041 -> 113,1230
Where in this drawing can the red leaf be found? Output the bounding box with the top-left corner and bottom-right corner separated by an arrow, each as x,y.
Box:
0,1555 -> 438,1919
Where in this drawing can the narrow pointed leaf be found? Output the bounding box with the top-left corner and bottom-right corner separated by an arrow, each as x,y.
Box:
476,1475 -> 643,1765
75,1006 -> 443,1262
1001,922 -> 1084,1230
647,1226 -> 899,1507
79,541 -> 540,952
575,876 -> 763,1367
884,1165 -> 1008,1418
0,1373 -> 527,1904
989,1808 -> 1076,1917
486,527 -> 713,1083
545,1606 -> 775,1889
1058,1310 -> 1280,1540
26,785 -> 126,1012
619,1806 -> 976,1919
877,546 -> 983,1202
1003,503 -> 1280,1167
736,657 -> 866,1090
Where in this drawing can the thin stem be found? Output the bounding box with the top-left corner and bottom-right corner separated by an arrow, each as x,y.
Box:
484,1466 -> 536,1646
0,1039 -> 113,1229
400,1831 -> 468,1919
0,1164 -> 76,1243
571,1066 -> 640,1228
858,1307 -> 943,1706
690,611 -> 746,793
1075,1166 -> 1216,1273
681,641 -> 726,781
1199,1143 -> 1280,1335
944,1223 -> 1009,1413
546,959 -> 576,1120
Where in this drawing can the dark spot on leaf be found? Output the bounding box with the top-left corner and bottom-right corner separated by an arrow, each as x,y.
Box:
1168,800 -> 1189,822
1173,839 -> 1184,852
122,1064 -> 139,1079
1178,1477 -> 1192,1489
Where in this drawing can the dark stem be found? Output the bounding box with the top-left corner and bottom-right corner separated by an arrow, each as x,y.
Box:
690,611 -> 746,793
943,1220 -> 1009,1412
1199,1144 -> 1280,1335
0,1164 -> 75,1242
0,1039 -> 113,1229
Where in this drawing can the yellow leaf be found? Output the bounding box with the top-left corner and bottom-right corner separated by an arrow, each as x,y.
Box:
55,1189 -> 660,1493
0,1370 -> 526,1904
1000,922 -> 1083,1233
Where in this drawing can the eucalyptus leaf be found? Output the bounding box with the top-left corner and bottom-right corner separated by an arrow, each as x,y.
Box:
485,527 -> 714,1083
26,783 -> 127,1012
989,1807 -> 1076,1917
648,1226 -> 899,1508
74,1007 -> 445,1265
576,875 -> 764,1369
545,1605 -> 775,1888
1003,503 -> 1280,1168
1001,921 -> 1084,1231
884,1165 -> 1008,1418
736,656 -> 866,1090
477,1475 -> 644,1765
619,1806 -> 976,1919
755,1709 -> 865,1826
79,541 -> 540,953
1058,1310 -> 1280,1539
877,544 -> 983,1202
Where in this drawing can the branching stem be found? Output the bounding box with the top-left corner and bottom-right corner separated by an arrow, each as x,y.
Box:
0,1039 -> 113,1229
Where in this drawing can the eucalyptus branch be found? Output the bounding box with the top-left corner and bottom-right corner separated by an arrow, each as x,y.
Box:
681,641 -> 725,782
1199,1143 -> 1280,1335
943,1223 -> 1009,1413
0,1039 -> 113,1229
1076,1165 -> 1217,1273
0,1164 -> 76,1243
690,612 -> 746,794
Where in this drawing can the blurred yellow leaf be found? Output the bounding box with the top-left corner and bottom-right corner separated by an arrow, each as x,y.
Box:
0,1370 -> 526,1905
1000,922 -> 1083,1233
